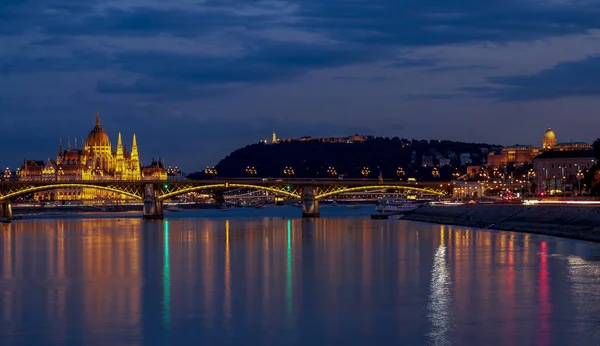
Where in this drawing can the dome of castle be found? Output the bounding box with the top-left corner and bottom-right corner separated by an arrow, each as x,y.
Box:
542,127 -> 557,149
86,112 -> 111,147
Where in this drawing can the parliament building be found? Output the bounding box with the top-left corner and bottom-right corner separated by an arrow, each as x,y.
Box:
18,112 -> 167,201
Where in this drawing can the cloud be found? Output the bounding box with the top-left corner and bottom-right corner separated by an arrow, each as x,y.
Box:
486,55 -> 600,101
425,64 -> 495,73
331,76 -> 390,82
3,0 -> 600,169
404,93 -> 463,101
386,58 -> 438,68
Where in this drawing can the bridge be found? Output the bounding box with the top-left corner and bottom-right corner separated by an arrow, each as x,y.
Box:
0,178 -> 451,221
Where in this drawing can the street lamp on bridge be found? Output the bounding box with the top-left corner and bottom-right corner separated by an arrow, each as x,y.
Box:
205,166 -> 217,179
396,167 -> 405,181
327,166 -> 337,177
283,166 -> 295,177
245,166 -> 257,176
361,167 -> 370,179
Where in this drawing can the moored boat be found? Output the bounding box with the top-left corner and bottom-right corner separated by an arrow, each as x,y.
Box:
371,198 -> 421,219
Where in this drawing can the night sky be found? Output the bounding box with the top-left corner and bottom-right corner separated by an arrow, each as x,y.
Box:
2,0 -> 600,172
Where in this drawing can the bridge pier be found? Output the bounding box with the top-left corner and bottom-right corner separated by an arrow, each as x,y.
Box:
302,186 -> 320,218
0,201 -> 12,222
143,184 -> 164,220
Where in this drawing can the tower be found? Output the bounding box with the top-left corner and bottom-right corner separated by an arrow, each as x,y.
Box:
272,130 -> 277,144
115,132 -> 124,174
57,139 -> 63,165
131,134 -> 141,179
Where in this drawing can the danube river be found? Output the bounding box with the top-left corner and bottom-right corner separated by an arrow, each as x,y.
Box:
1,206 -> 600,345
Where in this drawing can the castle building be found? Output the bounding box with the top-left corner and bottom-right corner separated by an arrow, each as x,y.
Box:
487,127 -> 591,167
18,112 -> 166,201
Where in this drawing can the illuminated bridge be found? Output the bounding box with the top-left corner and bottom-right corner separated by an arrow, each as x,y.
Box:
0,179 -> 451,221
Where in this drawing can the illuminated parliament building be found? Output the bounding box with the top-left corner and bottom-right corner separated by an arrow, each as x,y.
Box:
18,112 -> 167,201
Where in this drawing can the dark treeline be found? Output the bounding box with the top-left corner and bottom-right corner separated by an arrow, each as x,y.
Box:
188,137 -> 499,181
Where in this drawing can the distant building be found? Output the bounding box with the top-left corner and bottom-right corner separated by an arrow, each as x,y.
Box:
438,158 -> 451,167
533,150 -> 596,193
276,134 -> 374,144
459,153 -> 472,165
142,159 -> 168,180
487,127 -> 591,167
422,155 -> 433,167
272,130 -> 278,144
487,145 -> 540,167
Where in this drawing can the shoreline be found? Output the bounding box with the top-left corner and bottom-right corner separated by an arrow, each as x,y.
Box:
401,204 -> 600,243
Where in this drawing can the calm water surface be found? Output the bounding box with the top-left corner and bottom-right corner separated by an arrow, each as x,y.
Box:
2,207 -> 600,345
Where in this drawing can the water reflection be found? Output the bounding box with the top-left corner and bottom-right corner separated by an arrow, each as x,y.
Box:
286,219 -> 293,323
163,220 -> 170,328
427,228 -> 452,346
2,216 -> 600,345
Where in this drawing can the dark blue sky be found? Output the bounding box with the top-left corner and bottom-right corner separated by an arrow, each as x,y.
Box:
2,0 -> 600,172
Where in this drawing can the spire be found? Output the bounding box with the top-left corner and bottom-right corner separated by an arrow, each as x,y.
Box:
116,132 -> 124,159
56,139 -> 63,165
67,139 -> 71,151
74,138 -> 78,150
131,134 -> 139,162
95,109 -> 100,127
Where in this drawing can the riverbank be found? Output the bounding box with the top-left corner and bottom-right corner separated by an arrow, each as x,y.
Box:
402,204 -> 600,242
12,202 -> 219,215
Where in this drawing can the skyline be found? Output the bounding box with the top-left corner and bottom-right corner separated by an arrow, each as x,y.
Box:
2,0 -> 600,171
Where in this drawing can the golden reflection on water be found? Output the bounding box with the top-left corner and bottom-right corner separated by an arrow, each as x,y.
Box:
1,217 -> 600,345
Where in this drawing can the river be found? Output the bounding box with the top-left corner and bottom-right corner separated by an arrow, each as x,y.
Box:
1,206 -> 600,345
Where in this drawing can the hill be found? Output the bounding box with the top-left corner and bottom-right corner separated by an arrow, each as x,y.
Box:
188,137 -> 500,181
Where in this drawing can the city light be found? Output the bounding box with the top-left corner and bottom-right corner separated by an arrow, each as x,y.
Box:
245,166 -> 257,176
327,166 -> 337,177
204,166 -> 217,178
283,166 -> 295,177
361,167 -> 370,178
396,167 -> 405,181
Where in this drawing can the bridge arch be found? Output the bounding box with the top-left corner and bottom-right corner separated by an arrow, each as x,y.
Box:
159,183 -> 302,200
0,183 -> 143,201
315,185 -> 448,200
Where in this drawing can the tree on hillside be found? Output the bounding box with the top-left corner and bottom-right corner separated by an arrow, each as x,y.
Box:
594,139 -> 600,160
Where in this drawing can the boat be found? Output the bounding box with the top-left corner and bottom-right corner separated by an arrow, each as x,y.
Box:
371,198 -> 421,219
165,205 -> 183,212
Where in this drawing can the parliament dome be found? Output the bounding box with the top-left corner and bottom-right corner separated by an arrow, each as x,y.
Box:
86,112 -> 111,147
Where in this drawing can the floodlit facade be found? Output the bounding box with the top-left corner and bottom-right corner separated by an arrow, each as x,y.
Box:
17,112 -> 166,201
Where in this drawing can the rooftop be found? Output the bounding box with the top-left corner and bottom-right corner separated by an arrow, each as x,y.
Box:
534,150 -> 595,159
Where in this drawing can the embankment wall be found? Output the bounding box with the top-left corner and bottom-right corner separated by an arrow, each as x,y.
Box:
403,204 -> 600,242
